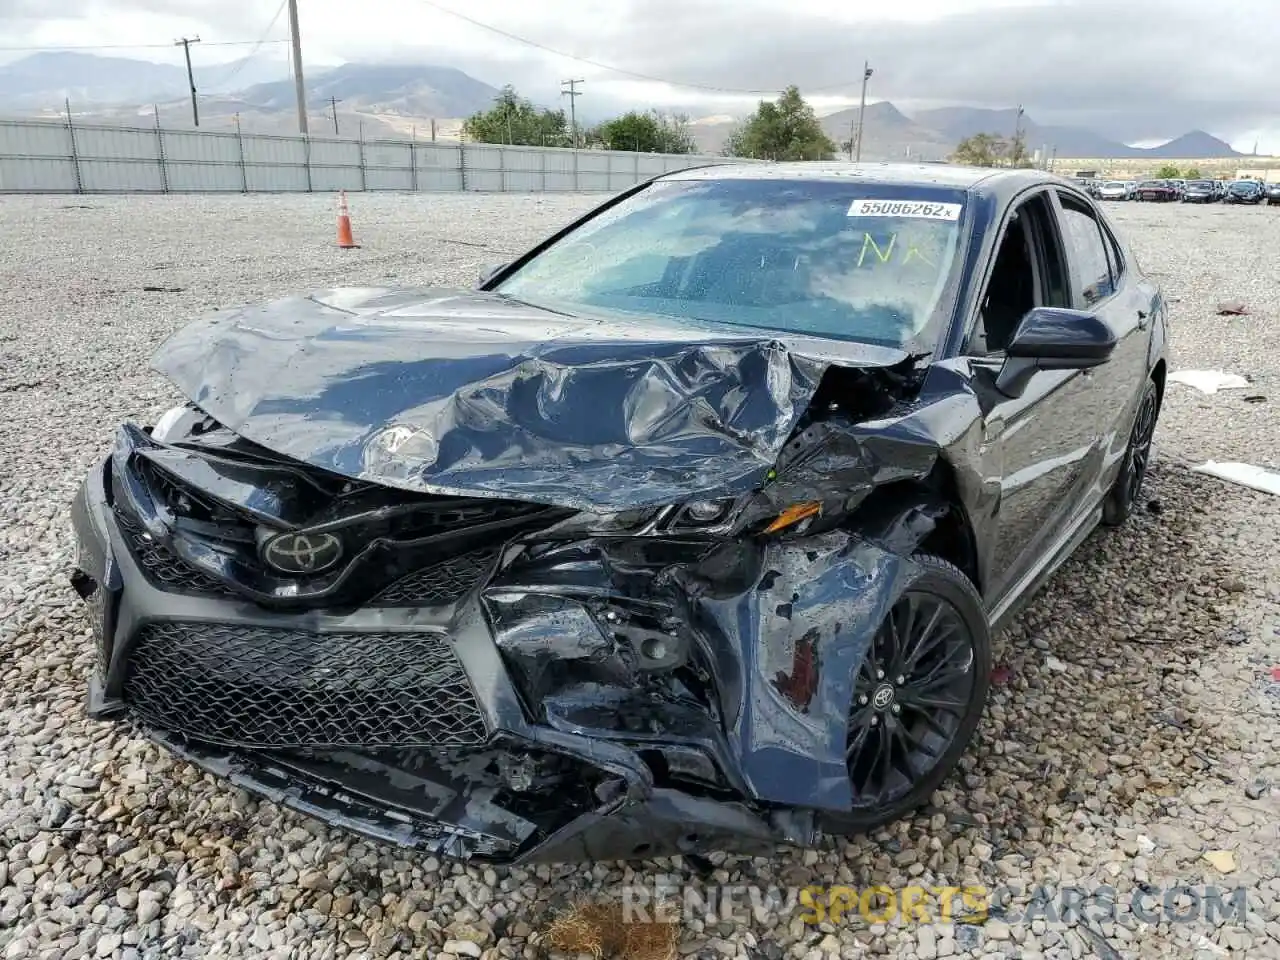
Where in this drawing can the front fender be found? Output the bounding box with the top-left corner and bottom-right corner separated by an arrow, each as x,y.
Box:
691,533 -> 917,811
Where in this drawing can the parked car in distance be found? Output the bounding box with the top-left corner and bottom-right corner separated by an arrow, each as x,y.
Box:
1134,180 -> 1178,201
1181,180 -> 1217,203
1226,180 -> 1265,204
1097,181 -> 1129,201
1265,182 -> 1280,205
1124,181 -> 1137,199
67,162 -> 1168,864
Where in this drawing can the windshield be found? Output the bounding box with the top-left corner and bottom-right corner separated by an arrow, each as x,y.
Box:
494,178 -> 967,349
1138,181 -> 1163,189
1188,181 -> 1213,188
1104,182 -> 1125,188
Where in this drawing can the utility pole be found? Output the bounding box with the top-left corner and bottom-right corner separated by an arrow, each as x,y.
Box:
561,78 -> 583,147
854,62 -> 873,162
174,37 -> 201,127
328,96 -> 342,135
1011,105 -> 1025,166
287,0 -> 308,134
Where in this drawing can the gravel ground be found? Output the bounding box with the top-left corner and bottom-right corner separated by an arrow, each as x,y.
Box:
1,192 -> 1279,960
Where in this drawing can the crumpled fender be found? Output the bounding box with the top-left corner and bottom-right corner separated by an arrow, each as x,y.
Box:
688,532 -> 919,811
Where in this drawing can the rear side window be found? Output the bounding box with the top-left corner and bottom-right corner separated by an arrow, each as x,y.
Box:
1056,194 -> 1115,306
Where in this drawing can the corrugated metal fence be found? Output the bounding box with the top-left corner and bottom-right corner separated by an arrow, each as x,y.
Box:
0,117 -> 734,194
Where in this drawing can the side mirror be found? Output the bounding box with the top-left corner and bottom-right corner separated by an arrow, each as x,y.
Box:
477,262 -> 509,288
996,307 -> 1117,397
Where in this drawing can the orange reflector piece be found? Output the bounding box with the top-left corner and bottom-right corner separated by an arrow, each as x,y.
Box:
763,501 -> 821,534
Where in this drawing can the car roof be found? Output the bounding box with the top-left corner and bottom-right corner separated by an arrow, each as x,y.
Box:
658,161 -> 1062,201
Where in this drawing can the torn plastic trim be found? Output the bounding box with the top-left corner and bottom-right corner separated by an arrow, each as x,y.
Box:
142,724 -> 785,863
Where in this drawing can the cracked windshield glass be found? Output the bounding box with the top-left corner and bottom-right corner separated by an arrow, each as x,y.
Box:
495,178 -> 965,347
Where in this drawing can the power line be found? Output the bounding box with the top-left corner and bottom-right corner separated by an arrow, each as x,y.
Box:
410,0 -> 867,95
0,39 -> 289,52
204,0 -> 289,90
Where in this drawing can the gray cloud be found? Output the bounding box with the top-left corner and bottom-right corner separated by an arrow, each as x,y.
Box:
576,0 -> 1279,140
3,0 -> 1277,142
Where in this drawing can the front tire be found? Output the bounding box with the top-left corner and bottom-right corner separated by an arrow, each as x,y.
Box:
1102,377 -> 1160,526
822,555 -> 991,836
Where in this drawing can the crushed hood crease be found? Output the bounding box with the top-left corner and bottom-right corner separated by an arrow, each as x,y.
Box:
151,287 -> 914,511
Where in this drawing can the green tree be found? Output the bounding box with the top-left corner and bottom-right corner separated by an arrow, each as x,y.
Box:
463,86 -> 571,147
951,133 -> 1001,166
1184,166 -> 1202,179
1155,164 -> 1182,179
723,86 -> 836,161
952,131 -> 1034,168
596,110 -> 696,154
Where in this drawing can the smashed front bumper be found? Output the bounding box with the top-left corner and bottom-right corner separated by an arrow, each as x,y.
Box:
70,430 -> 915,863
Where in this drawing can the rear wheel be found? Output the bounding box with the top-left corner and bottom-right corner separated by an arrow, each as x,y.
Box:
822,555 -> 991,835
1102,377 -> 1160,526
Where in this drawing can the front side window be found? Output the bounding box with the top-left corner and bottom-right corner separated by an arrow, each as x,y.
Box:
494,178 -> 968,349
1056,196 -> 1115,306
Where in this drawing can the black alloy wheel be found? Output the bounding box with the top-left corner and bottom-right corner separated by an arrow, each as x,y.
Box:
1103,377 -> 1160,526
823,555 -> 991,835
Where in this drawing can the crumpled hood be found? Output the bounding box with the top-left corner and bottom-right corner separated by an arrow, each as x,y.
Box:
151,287 -> 911,511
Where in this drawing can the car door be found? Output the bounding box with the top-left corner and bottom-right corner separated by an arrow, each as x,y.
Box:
962,190 -> 1103,605
1051,189 -> 1154,494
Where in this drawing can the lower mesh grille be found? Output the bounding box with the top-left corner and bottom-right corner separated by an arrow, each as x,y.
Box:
375,548 -> 500,606
123,623 -> 489,748
116,513 -> 240,599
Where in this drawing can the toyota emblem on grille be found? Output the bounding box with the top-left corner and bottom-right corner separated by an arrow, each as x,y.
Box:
262,531 -> 343,574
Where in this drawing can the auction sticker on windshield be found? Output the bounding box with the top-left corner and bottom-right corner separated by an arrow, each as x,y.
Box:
847,199 -> 963,221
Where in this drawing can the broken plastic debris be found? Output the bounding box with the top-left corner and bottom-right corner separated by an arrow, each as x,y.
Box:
1191,461 -> 1280,496
1216,301 -> 1251,316
1202,850 -> 1237,874
1167,370 -> 1250,394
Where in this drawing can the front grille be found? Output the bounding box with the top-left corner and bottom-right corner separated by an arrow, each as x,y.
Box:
375,547 -> 500,606
123,623 -> 489,748
116,512 -> 241,599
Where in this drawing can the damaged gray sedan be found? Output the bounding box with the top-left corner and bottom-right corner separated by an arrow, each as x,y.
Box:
69,163 -> 1167,863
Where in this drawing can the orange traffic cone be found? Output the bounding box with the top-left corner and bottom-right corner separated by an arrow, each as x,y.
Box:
336,190 -> 359,249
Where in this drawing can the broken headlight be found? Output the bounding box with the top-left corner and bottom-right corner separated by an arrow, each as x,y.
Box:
542,497 -> 744,538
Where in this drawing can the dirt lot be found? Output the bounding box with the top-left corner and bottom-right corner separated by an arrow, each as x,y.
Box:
1,193 -> 1278,960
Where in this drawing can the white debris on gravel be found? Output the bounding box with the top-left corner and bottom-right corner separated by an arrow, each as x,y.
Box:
1193,461 -> 1280,497
1168,370 -> 1251,395
1,193 -> 1279,960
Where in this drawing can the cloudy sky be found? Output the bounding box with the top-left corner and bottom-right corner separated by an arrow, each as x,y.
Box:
3,0 -> 1278,151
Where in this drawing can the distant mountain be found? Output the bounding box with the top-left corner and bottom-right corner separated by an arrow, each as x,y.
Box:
1140,130 -> 1240,159
0,51 -> 188,109
909,106 -> 1241,159
911,106 -> 1126,159
0,53 -> 1246,159
819,102 -> 952,161
237,63 -> 500,120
